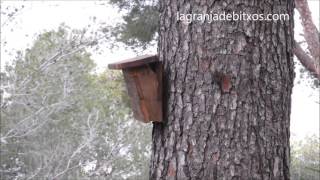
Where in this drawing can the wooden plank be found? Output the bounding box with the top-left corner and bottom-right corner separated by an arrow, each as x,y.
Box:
122,62 -> 163,123
123,69 -> 145,121
108,54 -> 159,70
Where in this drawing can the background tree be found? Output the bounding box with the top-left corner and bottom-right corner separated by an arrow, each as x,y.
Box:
291,135 -> 320,180
0,26 -> 151,179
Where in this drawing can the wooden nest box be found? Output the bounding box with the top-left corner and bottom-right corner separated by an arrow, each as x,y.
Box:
108,55 -> 163,123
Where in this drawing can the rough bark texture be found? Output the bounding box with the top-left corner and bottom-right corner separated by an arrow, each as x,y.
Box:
150,0 -> 295,180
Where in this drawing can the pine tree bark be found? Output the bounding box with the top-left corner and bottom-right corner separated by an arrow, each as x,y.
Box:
150,0 -> 295,180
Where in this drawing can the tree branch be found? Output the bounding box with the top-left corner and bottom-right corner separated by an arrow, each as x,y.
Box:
295,0 -> 320,62
293,40 -> 320,80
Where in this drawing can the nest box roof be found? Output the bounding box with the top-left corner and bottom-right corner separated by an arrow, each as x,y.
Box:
108,54 -> 159,70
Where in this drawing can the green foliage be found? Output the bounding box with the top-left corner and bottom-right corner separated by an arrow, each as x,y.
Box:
291,135 -> 320,180
0,26 -> 151,179
108,0 -> 159,49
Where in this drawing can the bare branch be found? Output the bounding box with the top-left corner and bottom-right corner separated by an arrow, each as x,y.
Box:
294,40 -> 320,79
51,111 -> 99,179
3,101 -> 68,140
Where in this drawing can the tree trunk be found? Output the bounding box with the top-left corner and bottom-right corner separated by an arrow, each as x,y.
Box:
150,1 -> 295,180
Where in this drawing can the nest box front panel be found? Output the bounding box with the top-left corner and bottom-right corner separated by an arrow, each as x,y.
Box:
108,55 -> 163,123
123,63 -> 162,123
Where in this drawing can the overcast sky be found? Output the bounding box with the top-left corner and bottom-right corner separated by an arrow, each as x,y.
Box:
1,0 -> 319,140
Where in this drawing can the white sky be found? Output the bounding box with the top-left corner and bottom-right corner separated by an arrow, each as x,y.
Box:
1,0 -> 319,141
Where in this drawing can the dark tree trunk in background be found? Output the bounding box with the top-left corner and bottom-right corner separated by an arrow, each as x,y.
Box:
150,0 -> 295,180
